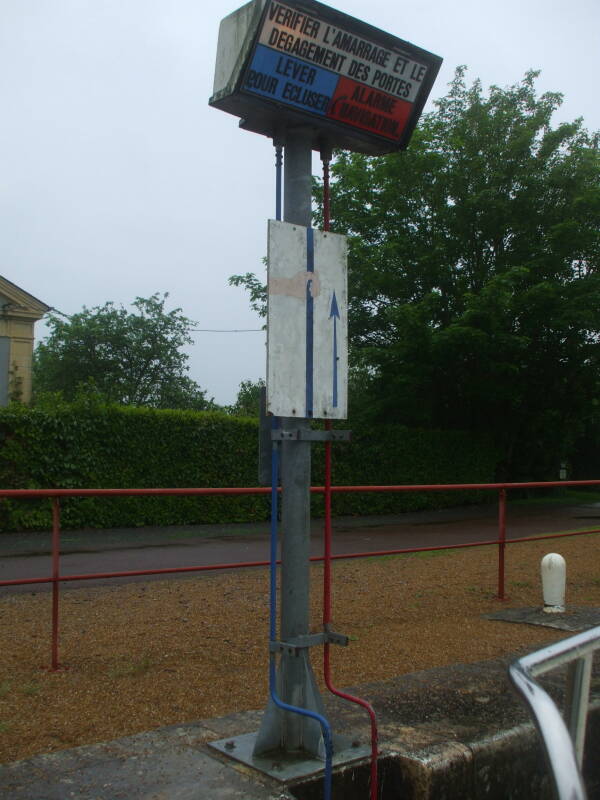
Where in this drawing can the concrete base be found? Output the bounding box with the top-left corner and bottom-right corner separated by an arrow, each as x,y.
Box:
1,654 -> 599,799
484,605 -> 600,632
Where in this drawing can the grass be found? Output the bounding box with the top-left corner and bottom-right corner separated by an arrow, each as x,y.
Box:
107,655 -> 154,679
511,489 -> 600,507
0,722 -> 10,734
367,549 -> 449,563
0,681 -> 43,698
539,526 -> 600,536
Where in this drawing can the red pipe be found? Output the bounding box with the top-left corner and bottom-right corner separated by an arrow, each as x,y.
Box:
0,486 -> 273,498
3,478 -> 600,677
51,498 -> 61,671
1,477 -> 600,500
501,529 -> 600,545
4,524 -> 598,589
320,479 -> 600,492
323,538 -> 500,561
497,489 -> 507,601
33,559 -> 274,582
1,529 -> 597,678
323,424 -> 379,800
0,541 -> 499,590
321,158 -> 378,800
3,529 -> 597,591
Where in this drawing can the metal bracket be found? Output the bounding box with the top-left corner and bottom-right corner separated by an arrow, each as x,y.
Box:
270,629 -> 349,656
271,429 -> 351,442
271,430 -> 298,441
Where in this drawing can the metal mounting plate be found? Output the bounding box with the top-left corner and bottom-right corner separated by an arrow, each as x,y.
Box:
209,731 -> 369,783
271,429 -> 351,442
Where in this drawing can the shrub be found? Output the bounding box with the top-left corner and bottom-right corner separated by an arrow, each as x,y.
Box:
0,405 -> 498,531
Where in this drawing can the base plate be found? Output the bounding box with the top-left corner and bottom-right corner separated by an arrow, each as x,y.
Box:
209,731 -> 371,783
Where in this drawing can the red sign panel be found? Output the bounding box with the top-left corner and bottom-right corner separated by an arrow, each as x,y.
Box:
327,76 -> 413,141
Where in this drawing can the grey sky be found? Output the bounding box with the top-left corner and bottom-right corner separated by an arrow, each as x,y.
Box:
1,0 -> 598,405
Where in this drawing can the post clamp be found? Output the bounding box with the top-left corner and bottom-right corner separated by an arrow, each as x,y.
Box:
270,629 -> 349,656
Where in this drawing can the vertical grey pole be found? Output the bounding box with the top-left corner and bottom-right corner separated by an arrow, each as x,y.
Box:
254,129 -> 326,758
283,131 -> 312,227
280,131 -> 314,751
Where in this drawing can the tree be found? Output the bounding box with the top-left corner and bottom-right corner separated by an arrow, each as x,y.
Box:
232,69 -> 600,478
227,378 -> 265,416
324,69 -> 600,478
33,293 -> 214,410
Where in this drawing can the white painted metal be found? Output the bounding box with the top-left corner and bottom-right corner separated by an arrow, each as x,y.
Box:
565,654 -> 593,767
267,219 -> 348,419
509,624 -> 600,800
212,0 -> 266,100
541,552 -> 566,613
255,5 -> 427,104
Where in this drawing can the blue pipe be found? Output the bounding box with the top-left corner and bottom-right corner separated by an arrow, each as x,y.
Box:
268,144 -> 333,798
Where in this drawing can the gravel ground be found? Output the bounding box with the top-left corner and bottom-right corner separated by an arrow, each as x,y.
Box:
1,533 -> 599,764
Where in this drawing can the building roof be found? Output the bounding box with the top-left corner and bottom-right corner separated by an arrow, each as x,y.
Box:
0,276 -> 51,321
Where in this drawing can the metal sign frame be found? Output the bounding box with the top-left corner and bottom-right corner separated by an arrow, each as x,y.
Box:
210,0 -> 442,155
267,219 -> 348,420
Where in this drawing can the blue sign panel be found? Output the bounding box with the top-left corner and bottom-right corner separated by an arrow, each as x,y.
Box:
244,44 -> 338,116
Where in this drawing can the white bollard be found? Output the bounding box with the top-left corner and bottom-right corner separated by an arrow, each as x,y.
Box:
541,553 -> 566,613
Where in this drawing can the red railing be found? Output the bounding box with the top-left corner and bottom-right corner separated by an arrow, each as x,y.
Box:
1,480 -> 600,671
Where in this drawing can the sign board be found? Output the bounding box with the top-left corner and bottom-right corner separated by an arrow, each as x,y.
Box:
267,220 -> 347,419
210,0 -> 442,155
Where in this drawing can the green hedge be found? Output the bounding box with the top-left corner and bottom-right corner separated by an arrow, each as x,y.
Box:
0,404 -> 498,531
311,422 -> 496,517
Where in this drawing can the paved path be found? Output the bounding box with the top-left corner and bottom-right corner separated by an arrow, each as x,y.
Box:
1,501 -> 599,593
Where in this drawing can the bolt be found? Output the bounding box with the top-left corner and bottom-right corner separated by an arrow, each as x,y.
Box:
225,740 -> 235,751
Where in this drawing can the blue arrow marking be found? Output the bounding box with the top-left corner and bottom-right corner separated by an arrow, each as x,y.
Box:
329,291 -> 340,408
305,227 -> 314,418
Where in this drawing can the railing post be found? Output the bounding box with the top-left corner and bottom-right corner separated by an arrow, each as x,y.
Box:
565,654 -> 593,767
50,497 -> 61,671
497,488 -> 507,600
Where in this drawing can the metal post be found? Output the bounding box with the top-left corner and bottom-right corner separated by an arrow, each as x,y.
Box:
51,498 -> 61,671
254,129 -> 327,757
